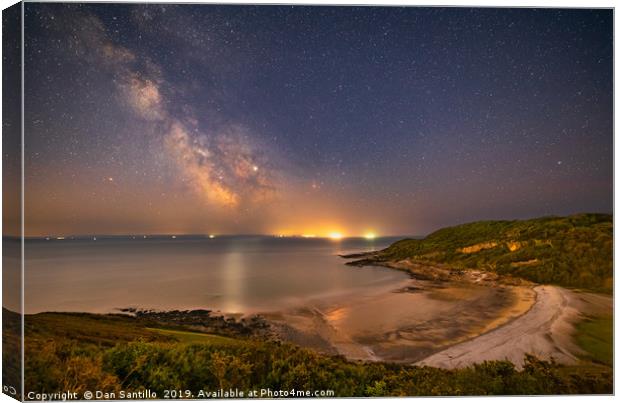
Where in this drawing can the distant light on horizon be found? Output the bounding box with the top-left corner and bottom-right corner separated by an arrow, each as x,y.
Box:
302,234 -> 316,238
364,232 -> 376,240
209,234 -> 215,239
328,232 -> 343,240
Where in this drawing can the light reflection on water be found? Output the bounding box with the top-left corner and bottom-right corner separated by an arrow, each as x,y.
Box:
23,236 -> 409,314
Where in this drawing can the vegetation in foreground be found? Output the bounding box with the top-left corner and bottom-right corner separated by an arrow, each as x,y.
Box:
368,214 -> 612,292
6,310 -> 611,398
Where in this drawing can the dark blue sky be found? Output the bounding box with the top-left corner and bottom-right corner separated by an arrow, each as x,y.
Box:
24,4 -> 612,236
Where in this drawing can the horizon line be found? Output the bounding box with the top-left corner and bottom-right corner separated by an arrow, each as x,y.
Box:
11,233 -> 419,240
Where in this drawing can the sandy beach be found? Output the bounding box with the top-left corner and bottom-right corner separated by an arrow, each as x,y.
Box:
264,260 -> 611,368
420,285 -> 613,368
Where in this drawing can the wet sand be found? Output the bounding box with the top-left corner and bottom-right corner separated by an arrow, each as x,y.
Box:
264,276 -> 536,363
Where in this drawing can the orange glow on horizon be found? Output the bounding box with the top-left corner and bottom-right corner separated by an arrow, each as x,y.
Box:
272,227 -> 382,240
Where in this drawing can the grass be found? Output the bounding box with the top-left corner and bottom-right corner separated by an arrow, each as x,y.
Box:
25,312 -> 172,347
574,316 -> 613,366
147,328 -> 241,346
24,312 -> 242,348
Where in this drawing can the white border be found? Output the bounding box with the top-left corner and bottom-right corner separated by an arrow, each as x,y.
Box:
0,1 -> 615,403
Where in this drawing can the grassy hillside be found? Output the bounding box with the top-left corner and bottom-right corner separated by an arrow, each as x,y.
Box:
11,310 -> 611,397
374,214 -> 612,292
575,316 -> 613,366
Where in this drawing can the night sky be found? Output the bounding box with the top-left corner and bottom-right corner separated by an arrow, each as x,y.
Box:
23,4 -> 613,237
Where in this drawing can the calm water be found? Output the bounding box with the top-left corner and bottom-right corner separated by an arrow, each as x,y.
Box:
23,236 -> 409,314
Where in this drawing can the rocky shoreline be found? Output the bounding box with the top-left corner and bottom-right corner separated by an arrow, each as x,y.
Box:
118,307 -> 274,339
341,252 -> 532,287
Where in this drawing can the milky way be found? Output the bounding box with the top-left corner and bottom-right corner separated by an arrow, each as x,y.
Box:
50,9 -> 280,209
21,4 -> 612,236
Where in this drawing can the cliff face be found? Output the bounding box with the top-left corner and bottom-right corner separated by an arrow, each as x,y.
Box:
369,214 -> 612,292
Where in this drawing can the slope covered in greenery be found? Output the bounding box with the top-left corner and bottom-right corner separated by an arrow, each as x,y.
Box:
13,310 -> 611,397
376,214 -> 612,292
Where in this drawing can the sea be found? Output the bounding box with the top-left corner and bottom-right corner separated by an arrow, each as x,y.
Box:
19,235 -> 410,314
